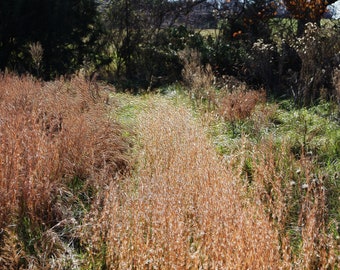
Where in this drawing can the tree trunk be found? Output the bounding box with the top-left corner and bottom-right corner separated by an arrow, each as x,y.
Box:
297,19 -> 307,36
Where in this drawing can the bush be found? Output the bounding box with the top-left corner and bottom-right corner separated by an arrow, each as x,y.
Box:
216,88 -> 266,137
0,0 -> 104,80
179,48 -> 216,110
217,89 -> 266,137
292,22 -> 340,106
248,39 -> 279,93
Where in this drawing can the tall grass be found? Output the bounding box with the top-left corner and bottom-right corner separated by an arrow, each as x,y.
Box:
249,139 -> 338,268
0,74 -> 129,269
204,87 -> 339,268
86,98 -> 282,269
2,72 -> 338,268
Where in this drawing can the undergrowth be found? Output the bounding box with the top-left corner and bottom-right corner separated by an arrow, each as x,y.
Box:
1,70 -> 339,269
180,68 -> 340,268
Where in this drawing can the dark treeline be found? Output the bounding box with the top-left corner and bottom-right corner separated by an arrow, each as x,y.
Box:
0,0 -> 339,105
0,0 -> 107,79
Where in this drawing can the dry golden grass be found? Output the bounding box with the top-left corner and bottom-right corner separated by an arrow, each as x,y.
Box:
85,93 -> 339,269
88,98 -> 282,269
180,49 -> 217,110
0,74 -> 129,269
248,139 -> 338,269
1,73 -> 337,268
217,89 -> 266,123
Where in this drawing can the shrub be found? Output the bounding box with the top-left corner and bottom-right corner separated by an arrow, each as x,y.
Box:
292,23 -> 340,106
0,0 -> 104,80
248,39 -> 279,92
179,48 -> 216,110
217,89 -> 266,137
218,89 -> 265,122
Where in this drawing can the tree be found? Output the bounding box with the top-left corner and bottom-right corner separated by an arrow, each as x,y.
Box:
0,0 -> 103,79
282,0 -> 337,35
103,0 -> 207,88
205,0 -> 279,80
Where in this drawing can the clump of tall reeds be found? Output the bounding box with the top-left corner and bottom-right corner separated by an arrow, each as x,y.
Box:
0,74 -> 129,269
245,138 -> 338,268
180,49 -> 217,110
218,90 -> 265,122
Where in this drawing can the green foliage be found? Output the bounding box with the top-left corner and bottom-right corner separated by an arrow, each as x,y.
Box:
203,94 -> 339,264
276,101 -> 340,163
17,216 -> 41,256
203,28 -> 250,76
102,0 -> 183,88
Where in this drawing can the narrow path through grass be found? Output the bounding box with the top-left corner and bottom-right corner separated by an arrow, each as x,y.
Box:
93,95 -> 282,269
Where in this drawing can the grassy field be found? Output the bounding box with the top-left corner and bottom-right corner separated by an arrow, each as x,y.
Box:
0,74 -> 339,269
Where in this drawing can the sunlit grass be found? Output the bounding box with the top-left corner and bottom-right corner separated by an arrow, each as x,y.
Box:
1,73 -> 339,268
0,74 -> 130,269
